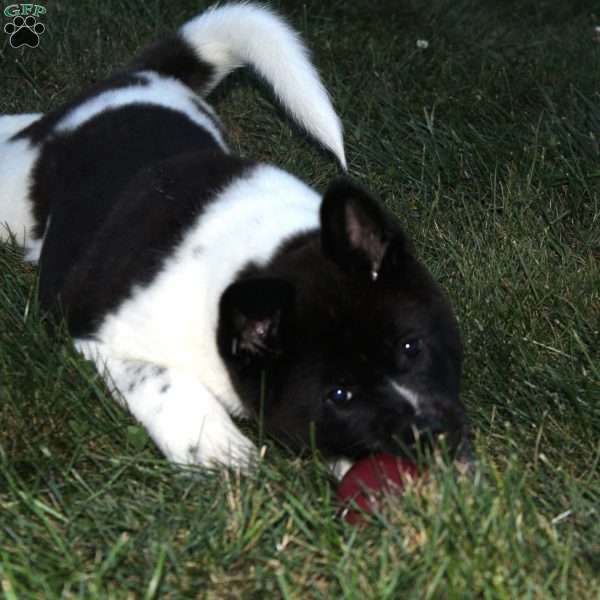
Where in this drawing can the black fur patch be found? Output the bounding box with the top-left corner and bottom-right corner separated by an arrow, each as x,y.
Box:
53,151 -> 252,336
15,32 -> 218,247
31,104 -> 223,246
130,34 -> 215,92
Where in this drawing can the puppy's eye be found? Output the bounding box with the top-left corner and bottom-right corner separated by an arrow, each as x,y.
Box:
326,387 -> 353,405
402,338 -> 422,358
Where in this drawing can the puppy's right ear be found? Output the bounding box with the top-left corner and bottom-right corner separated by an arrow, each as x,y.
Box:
217,278 -> 295,367
320,178 -> 407,282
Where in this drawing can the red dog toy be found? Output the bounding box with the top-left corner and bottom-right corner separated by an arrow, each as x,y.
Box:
337,453 -> 419,524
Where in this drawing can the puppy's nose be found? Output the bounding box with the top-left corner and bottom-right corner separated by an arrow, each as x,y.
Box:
413,414 -> 446,437
412,409 -> 466,450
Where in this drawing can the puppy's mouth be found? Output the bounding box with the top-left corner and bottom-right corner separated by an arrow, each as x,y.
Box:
368,404 -> 473,469
331,425 -> 473,481
396,420 -> 471,460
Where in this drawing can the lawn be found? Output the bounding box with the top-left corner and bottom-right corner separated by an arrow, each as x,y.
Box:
1,0 -> 599,598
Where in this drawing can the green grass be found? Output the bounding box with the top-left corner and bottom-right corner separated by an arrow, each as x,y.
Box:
1,0 -> 599,597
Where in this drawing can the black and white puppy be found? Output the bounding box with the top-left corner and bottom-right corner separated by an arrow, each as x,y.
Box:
0,4 -> 468,475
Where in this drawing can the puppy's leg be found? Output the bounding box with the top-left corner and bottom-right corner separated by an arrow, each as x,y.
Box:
76,340 -> 256,470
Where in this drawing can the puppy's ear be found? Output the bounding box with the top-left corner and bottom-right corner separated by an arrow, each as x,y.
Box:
320,178 -> 409,282
218,278 -> 294,365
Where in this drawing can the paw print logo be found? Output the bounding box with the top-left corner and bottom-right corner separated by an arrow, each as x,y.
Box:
4,15 -> 45,48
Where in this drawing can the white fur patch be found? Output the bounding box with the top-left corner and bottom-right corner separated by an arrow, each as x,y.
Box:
54,71 -> 228,151
390,381 -> 421,412
87,165 -> 320,461
181,3 -> 346,168
0,114 -> 43,252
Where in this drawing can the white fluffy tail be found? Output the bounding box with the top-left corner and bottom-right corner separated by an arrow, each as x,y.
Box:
179,3 -> 346,168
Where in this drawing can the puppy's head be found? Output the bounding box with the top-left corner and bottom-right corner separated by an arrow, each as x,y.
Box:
218,179 -> 469,463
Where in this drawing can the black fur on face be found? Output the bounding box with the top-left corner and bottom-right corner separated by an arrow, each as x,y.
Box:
218,179 -> 468,461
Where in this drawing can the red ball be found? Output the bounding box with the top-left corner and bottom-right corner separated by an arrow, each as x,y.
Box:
336,453 -> 419,524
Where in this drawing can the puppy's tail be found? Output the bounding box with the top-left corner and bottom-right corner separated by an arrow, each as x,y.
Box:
132,3 -> 346,168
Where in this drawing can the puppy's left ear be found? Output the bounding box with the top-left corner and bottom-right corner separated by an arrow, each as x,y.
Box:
218,278 -> 295,366
320,178 -> 409,281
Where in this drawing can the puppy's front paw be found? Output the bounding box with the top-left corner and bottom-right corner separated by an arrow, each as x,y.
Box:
81,347 -> 259,473
155,410 -> 257,472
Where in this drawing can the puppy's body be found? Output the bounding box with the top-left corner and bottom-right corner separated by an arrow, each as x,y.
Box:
0,4 -> 467,471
